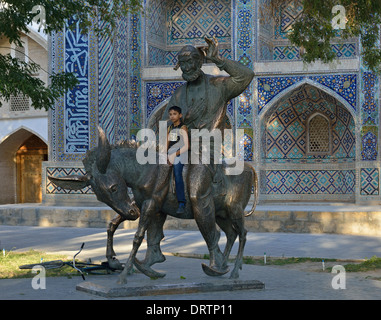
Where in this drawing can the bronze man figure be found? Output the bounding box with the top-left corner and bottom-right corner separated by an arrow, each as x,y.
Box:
161,37 -> 254,275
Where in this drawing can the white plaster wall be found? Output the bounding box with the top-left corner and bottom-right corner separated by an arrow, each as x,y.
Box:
0,117 -> 48,144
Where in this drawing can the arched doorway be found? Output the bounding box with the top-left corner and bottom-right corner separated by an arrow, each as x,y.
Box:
16,135 -> 48,203
0,129 -> 48,204
260,83 -> 356,202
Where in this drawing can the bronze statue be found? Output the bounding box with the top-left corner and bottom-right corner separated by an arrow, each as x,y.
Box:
49,37 -> 256,284
49,128 -> 257,283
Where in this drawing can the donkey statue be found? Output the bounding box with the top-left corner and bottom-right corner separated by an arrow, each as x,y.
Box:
49,127 -> 258,284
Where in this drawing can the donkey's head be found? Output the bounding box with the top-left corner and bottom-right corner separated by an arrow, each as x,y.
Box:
48,127 -> 140,221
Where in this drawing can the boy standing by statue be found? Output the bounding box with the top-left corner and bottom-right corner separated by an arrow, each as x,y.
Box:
167,106 -> 189,214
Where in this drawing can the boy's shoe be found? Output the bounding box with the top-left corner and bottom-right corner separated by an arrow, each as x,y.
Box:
176,203 -> 186,214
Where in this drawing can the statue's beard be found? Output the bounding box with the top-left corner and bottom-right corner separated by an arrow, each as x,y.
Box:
182,68 -> 202,82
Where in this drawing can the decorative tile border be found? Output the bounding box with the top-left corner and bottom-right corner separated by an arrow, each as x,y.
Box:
46,167 -> 93,194
266,170 -> 355,195
360,168 -> 379,195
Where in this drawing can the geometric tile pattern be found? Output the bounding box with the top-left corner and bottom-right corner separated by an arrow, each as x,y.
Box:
167,0 -> 231,46
46,167 -> 93,194
114,16 -> 129,142
331,43 -> 357,59
266,170 -> 355,194
274,0 -> 303,40
273,43 -> 357,61
360,168 -> 379,195
265,84 -> 355,162
98,19 -> 116,143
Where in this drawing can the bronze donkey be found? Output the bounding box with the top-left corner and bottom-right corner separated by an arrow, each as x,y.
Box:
49,127 -> 258,284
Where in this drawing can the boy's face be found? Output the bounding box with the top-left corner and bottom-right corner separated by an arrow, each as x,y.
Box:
169,110 -> 182,123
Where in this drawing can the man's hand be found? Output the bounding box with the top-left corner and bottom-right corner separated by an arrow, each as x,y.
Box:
203,36 -> 222,65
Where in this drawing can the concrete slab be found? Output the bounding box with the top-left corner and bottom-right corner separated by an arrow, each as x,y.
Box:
76,255 -> 264,298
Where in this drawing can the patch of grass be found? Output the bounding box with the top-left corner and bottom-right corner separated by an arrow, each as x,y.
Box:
241,256 -> 337,266
0,249 -> 81,279
339,256 -> 381,273
173,252 -> 338,266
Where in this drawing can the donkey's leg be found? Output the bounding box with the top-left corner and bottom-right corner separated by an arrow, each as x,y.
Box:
106,214 -> 126,270
189,165 -> 228,276
229,216 -> 247,279
135,211 -> 167,268
118,199 -> 157,284
216,215 -> 237,268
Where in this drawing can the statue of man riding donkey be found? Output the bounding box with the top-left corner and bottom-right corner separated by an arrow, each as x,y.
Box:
49,37 -> 258,284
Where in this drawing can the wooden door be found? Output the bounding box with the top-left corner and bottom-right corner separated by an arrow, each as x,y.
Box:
16,135 -> 48,203
18,153 -> 44,203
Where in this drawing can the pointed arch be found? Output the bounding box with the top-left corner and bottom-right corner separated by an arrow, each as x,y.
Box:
259,78 -> 357,125
0,128 -> 48,204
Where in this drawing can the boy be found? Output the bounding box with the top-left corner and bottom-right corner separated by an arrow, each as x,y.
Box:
167,106 -> 189,214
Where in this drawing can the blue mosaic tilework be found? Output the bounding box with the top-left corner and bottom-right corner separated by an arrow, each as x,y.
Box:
273,46 -> 300,61
98,19 -> 116,143
258,76 -> 304,113
360,168 -> 379,195
361,128 -> 378,161
46,167 -> 93,194
149,48 -> 232,66
148,45 -> 166,66
50,18 -> 98,162
235,0 -> 255,162
361,72 -> 378,125
265,84 -> 355,162
130,13 -> 143,138
258,74 -> 357,114
331,43 -> 357,58
167,0 -> 231,46
274,0 -> 303,40
64,19 -> 89,154
146,81 -> 184,121
273,44 -> 356,61
266,170 -> 355,195
146,0 -> 166,45
309,74 -> 357,111
360,71 -> 379,161
115,16 -> 129,142
146,81 -> 234,124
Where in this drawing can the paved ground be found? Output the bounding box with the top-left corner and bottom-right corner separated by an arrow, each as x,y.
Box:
1,225 -> 381,301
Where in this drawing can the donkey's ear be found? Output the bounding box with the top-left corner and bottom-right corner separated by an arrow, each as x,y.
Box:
48,175 -> 91,190
96,126 -> 111,174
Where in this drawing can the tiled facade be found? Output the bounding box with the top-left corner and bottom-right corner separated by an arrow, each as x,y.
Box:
44,0 -> 380,204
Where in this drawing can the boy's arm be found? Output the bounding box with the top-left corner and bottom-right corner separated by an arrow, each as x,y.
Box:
176,125 -> 189,156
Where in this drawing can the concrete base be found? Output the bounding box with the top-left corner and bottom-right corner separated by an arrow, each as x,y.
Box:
77,278 -> 264,298
75,255 -> 264,298
2,202 -> 381,236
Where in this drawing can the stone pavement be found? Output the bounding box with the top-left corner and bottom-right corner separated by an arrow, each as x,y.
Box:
1,225 -> 381,300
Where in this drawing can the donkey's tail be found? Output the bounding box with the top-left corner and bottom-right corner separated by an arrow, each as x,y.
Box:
244,165 -> 258,217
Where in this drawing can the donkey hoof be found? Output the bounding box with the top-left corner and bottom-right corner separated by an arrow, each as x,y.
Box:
202,263 -> 230,277
229,270 -> 239,279
107,257 -> 124,270
134,259 -> 166,279
117,275 -> 127,285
